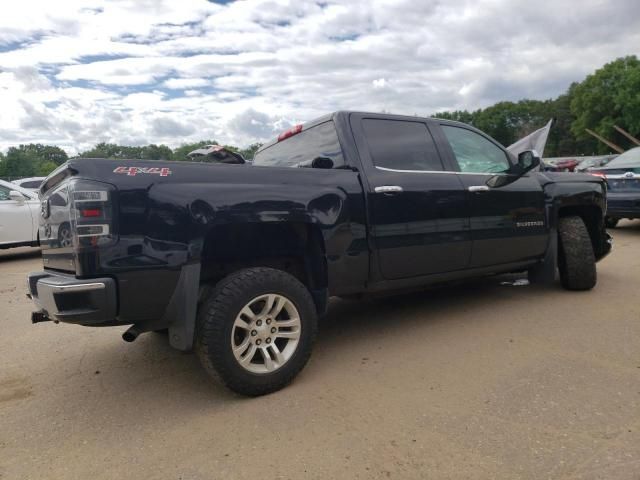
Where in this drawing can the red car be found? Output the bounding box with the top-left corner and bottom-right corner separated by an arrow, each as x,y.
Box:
545,158 -> 579,172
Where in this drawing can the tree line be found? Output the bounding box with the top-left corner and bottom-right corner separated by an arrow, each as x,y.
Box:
434,55 -> 640,156
1,55 -> 639,179
0,141 -> 263,179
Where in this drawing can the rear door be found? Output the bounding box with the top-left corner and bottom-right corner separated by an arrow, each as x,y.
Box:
435,123 -> 547,268
350,113 -> 471,280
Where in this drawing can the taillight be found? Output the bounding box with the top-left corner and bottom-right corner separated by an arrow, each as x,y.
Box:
69,180 -> 116,248
591,172 -> 607,179
80,208 -> 101,218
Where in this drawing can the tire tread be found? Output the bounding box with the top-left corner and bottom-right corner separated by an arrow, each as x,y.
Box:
558,216 -> 597,291
196,267 -> 317,396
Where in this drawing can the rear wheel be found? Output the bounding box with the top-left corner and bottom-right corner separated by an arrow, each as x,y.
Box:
196,267 -> 317,396
558,216 -> 596,291
605,216 -> 619,229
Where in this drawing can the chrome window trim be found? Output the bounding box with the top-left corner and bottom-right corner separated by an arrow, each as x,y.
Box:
375,166 -> 511,176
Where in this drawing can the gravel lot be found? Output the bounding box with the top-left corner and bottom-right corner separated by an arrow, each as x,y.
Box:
1,222 -> 639,480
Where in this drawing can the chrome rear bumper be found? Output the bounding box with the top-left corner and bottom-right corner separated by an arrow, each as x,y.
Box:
27,271 -> 117,325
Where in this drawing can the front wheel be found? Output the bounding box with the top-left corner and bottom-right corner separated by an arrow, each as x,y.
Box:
196,267 -> 318,396
558,216 -> 597,291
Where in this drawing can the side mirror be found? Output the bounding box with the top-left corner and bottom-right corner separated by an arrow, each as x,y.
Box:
9,191 -> 25,203
486,150 -> 542,189
517,150 -> 541,173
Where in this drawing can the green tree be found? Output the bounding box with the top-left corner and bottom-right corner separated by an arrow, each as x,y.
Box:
80,143 -> 173,160
432,110 -> 475,124
570,55 -> 640,153
35,160 -> 59,176
238,143 -> 263,160
141,144 -> 173,160
2,144 -> 68,178
80,143 -> 121,158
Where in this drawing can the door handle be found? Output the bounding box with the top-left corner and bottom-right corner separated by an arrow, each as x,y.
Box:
374,185 -> 403,194
468,185 -> 490,192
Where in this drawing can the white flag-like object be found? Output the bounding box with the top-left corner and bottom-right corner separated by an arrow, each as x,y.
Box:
507,119 -> 554,158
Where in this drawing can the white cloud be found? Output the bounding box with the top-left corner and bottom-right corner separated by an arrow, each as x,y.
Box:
163,78 -> 209,89
0,0 -> 639,153
372,78 -> 387,89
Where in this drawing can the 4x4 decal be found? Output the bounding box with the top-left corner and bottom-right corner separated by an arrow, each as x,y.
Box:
113,166 -> 172,177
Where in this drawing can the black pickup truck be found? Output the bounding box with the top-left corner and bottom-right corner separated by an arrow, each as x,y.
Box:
28,111 -> 612,396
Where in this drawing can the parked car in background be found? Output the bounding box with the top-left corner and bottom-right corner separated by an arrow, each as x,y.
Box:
12,176 -> 45,191
0,179 -> 40,249
590,147 -> 640,228
544,158 -> 580,172
575,155 -> 616,172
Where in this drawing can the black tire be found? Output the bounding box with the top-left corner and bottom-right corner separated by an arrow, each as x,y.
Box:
558,216 -> 596,291
605,216 -> 619,229
195,267 -> 317,396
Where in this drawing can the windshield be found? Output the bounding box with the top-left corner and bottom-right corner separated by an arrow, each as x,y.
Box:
607,147 -> 640,168
254,121 -> 344,168
0,180 -> 36,199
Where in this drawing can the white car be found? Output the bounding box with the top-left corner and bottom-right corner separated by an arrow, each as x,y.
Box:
0,179 -> 40,249
12,176 -> 45,191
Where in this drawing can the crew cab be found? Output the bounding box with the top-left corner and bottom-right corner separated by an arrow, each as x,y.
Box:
27,111 -> 611,396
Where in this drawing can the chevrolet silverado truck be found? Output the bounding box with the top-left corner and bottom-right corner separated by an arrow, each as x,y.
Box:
27,111 -> 612,396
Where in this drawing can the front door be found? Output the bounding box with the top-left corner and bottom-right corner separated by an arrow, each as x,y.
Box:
350,114 -> 471,280
435,123 -> 547,268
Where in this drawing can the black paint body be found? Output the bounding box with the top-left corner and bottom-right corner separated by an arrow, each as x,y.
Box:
31,111 -> 611,350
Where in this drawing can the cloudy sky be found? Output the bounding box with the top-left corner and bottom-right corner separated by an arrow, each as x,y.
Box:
1,0 -> 639,153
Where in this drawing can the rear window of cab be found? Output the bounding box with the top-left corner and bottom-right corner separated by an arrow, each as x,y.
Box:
253,121 -> 345,168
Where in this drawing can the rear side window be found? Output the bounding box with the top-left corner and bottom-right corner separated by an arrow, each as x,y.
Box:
20,181 -> 42,188
254,121 -> 344,168
362,119 -> 443,171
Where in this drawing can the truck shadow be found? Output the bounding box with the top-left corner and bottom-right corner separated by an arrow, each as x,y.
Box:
610,219 -> 640,232
317,274 -> 536,350
29,271 -> 567,439
84,273 -> 539,399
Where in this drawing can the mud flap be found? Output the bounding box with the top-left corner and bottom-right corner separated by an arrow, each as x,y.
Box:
163,263 -> 201,351
528,227 -> 557,284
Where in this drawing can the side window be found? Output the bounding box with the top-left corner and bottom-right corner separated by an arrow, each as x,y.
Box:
253,121 -> 344,168
0,185 -> 11,201
442,125 -> 511,174
362,119 -> 443,171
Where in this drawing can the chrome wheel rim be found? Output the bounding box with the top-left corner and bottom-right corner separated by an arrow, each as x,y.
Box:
231,294 -> 301,374
59,227 -> 72,247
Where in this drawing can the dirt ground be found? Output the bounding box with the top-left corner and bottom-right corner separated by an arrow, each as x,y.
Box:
1,222 -> 639,480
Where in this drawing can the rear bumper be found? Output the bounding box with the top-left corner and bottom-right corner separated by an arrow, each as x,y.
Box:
27,271 -> 117,325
